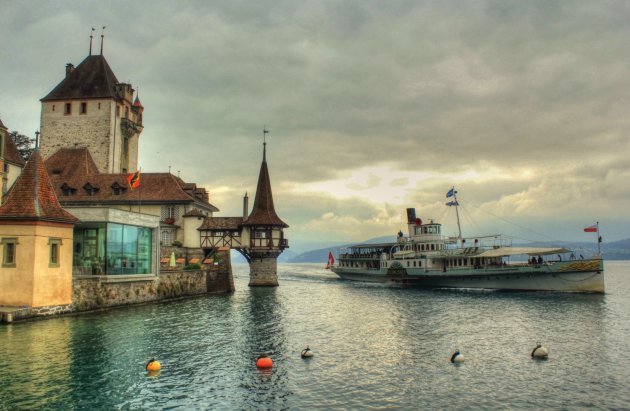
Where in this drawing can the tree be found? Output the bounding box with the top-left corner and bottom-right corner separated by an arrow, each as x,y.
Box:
8,131 -> 35,161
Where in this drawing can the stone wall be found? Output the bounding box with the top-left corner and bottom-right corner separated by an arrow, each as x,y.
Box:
1,250 -> 234,323
40,99 -> 114,173
248,256 -> 279,286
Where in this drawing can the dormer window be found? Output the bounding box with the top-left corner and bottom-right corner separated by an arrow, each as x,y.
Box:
60,183 -> 76,196
111,182 -> 127,195
83,183 -> 99,196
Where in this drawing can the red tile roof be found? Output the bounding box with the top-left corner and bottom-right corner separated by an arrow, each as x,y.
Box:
198,217 -> 244,230
44,148 -> 218,210
0,150 -> 78,223
244,144 -> 288,227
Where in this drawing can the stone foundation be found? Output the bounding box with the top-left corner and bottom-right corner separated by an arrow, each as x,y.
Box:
1,250 -> 234,323
248,256 -> 279,287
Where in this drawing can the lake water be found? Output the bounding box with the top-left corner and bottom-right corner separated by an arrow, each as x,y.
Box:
1,261 -> 629,410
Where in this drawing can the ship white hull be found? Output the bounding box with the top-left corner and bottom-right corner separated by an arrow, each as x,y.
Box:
332,259 -> 605,293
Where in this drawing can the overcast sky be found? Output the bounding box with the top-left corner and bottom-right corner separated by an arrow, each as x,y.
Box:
1,1 -> 629,253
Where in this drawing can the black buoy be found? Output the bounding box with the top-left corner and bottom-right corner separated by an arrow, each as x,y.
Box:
450,350 -> 464,363
531,343 -> 549,359
301,346 -> 314,358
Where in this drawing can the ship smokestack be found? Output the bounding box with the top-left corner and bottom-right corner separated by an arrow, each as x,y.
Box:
406,208 -> 416,224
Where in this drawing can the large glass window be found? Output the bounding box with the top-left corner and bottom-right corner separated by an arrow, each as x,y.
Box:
74,223 -> 151,275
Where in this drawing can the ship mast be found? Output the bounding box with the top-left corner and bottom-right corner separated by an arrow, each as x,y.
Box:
453,189 -> 462,242
446,187 -> 463,245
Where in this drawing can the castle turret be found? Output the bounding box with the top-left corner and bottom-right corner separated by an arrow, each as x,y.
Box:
0,150 -> 78,309
240,140 -> 289,286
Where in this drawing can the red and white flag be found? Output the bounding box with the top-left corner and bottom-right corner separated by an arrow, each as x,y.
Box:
325,251 -> 335,269
583,224 -> 598,233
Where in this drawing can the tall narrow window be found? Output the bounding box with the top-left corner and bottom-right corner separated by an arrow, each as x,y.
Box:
49,238 -> 62,267
80,102 -> 87,114
1,238 -> 17,267
65,103 -> 72,115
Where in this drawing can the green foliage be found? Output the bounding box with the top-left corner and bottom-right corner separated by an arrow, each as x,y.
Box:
172,240 -> 183,247
184,263 -> 201,270
9,131 -> 35,161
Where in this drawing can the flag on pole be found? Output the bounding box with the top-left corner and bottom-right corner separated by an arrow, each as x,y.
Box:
446,187 -> 455,198
583,224 -> 598,233
127,170 -> 141,190
445,201 -> 459,207
325,251 -> 335,269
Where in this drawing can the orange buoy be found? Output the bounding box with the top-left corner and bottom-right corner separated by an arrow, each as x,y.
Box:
146,358 -> 161,371
256,356 -> 273,368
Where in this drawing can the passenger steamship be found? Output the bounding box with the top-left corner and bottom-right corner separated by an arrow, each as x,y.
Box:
331,189 -> 604,293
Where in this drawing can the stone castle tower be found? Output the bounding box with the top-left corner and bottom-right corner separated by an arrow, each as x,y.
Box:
240,141 -> 289,286
39,53 -> 144,173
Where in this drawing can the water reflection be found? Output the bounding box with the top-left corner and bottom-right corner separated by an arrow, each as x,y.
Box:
236,286 -> 291,410
2,319 -> 72,409
0,263 -> 628,410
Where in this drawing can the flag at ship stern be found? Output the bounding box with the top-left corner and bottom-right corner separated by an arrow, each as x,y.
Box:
326,251 -> 335,269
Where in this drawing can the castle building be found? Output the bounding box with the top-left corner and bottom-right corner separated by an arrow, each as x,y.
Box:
40,54 -> 144,174
34,48 -> 218,276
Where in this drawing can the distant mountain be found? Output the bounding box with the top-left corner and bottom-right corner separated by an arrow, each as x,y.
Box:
287,236 -> 395,263
230,249 -> 298,263
287,236 -> 630,263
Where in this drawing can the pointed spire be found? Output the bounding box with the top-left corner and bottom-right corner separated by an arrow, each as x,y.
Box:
0,150 -> 77,223
244,138 -> 288,227
89,27 -> 95,56
263,127 -> 269,162
100,26 -> 106,56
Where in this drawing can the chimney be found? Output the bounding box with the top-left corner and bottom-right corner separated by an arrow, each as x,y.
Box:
243,192 -> 249,219
65,63 -> 75,77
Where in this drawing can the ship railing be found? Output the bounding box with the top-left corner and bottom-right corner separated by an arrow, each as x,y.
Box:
338,253 -> 381,260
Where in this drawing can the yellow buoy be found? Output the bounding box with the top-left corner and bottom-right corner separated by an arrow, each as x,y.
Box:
146,358 -> 161,371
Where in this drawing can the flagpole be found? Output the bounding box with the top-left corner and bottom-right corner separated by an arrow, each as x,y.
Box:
597,221 -> 600,256
137,167 -> 141,213
453,188 -> 462,243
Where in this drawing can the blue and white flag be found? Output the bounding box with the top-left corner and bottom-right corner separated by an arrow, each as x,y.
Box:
446,200 -> 459,207
446,187 -> 455,198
